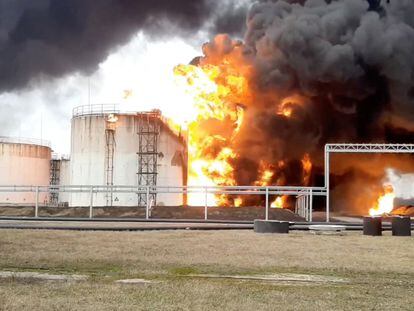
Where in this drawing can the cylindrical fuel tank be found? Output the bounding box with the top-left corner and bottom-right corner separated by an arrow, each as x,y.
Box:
70,105 -> 187,207
0,137 -> 51,205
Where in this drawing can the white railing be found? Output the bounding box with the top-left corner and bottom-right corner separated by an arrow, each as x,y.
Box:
325,143 -> 414,153
51,153 -> 70,160
0,185 -> 326,221
0,136 -> 51,148
72,104 -> 121,117
72,104 -> 162,118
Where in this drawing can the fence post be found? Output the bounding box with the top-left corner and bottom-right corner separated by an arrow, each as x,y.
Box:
309,189 -> 313,222
303,196 -> 306,219
265,187 -> 269,221
204,187 -> 208,220
325,146 -> 330,223
295,196 -> 298,214
35,186 -> 39,218
89,186 -> 93,219
305,193 -> 309,221
301,196 -> 304,218
146,186 -> 150,220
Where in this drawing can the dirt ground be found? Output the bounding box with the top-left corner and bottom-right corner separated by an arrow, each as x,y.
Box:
0,205 -> 305,221
0,229 -> 413,310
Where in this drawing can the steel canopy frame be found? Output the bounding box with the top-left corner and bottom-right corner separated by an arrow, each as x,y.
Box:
324,143 -> 414,222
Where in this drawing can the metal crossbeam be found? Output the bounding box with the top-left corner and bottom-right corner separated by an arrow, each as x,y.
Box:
326,143 -> 414,153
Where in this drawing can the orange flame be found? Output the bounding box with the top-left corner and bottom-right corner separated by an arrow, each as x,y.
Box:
123,89 -> 133,100
271,196 -> 285,208
234,197 -> 242,207
301,153 -> 312,185
254,164 -> 274,187
173,63 -> 248,206
172,62 -> 312,208
369,185 -> 395,216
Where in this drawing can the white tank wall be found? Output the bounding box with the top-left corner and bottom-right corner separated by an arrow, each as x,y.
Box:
69,114 -> 186,206
0,143 -> 51,205
157,127 -> 186,206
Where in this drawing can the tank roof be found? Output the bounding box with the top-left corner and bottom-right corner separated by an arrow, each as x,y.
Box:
72,104 -> 185,145
0,136 -> 51,148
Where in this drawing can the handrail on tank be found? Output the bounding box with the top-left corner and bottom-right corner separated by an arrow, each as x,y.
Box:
51,153 -> 70,160
0,136 -> 51,148
72,104 -> 164,118
72,104 -> 121,117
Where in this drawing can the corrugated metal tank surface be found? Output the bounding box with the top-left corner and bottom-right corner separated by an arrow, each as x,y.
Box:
69,113 -> 186,207
0,140 -> 51,205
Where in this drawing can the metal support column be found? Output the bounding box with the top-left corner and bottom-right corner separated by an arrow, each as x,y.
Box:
146,186 -> 150,220
49,158 -> 61,205
324,145 -> 330,222
105,126 -> 116,207
305,193 -> 309,221
137,112 -> 160,207
309,189 -> 313,222
35,186 -> 39,218
89,186 -> 94,219
204,187 -> 208,220
265,187 -> 269,220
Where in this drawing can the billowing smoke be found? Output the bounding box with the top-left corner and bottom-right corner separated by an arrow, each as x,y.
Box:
189,0 -> 414,212
0,0 -> 252,92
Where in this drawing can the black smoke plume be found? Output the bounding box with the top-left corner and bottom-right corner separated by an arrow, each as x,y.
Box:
0,0 -> 251,92
194,0 -> 414,213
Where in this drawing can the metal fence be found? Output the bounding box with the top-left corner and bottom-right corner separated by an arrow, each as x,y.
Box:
0,185 -> 326,221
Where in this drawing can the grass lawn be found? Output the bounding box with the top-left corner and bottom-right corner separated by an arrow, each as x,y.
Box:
0,229 -> 413,310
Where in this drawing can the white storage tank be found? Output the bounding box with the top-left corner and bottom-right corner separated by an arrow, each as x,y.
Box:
69,105 -> 187,207
0,137 -> 51,205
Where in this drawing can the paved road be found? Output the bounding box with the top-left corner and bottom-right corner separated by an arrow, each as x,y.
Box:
0,216 -> 411,231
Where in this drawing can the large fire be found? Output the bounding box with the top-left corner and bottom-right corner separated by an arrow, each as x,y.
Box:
369,185 -> 395,216
173,62 -> 248,206
172,51 -> 313,207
